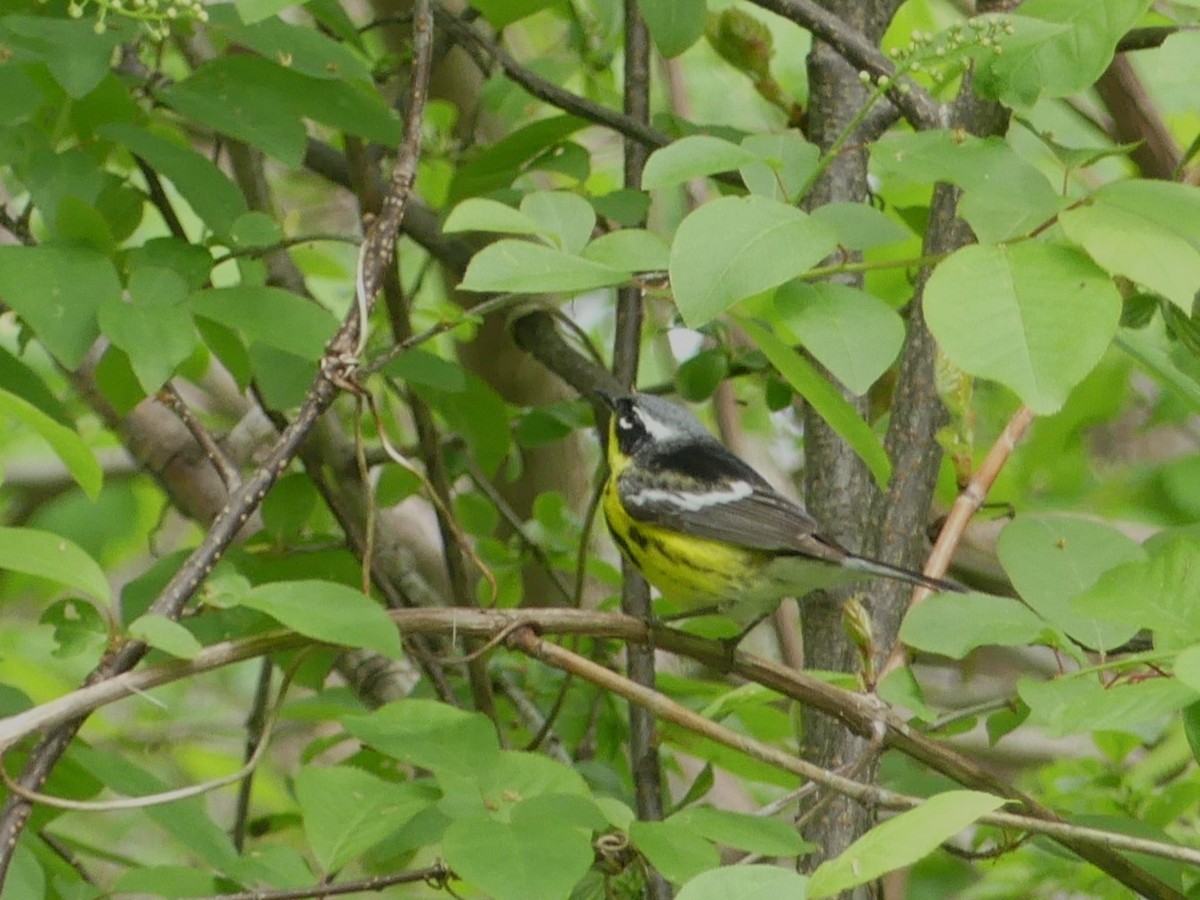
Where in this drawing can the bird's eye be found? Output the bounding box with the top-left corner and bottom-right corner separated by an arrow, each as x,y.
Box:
618,416 -> 634,431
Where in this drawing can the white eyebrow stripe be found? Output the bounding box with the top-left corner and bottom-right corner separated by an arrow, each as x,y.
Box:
636,410 -> 679,442
629,481 -> 753,512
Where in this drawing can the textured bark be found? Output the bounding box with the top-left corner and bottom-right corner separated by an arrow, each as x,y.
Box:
797,3 -> 902,888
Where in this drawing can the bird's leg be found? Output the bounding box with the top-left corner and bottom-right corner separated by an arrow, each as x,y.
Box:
717,612 -> 773,667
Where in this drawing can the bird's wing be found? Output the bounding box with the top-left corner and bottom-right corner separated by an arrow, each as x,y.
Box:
617,444 -> 847,562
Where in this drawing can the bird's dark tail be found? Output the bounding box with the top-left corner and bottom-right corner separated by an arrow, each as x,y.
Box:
844,554 -> 968,594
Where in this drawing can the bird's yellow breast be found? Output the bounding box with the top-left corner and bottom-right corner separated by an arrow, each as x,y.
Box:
602,469 -> 763,608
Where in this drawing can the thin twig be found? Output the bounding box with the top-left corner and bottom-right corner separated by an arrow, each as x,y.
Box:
464,457 -> 575,605
158,384 -> 242,490
231,657 -> 273,852
362,292 -> 527,376
194,861 -> 455,900
881,405 -> 1034,679
134,155 -> 189,240
433,5 -> 672,151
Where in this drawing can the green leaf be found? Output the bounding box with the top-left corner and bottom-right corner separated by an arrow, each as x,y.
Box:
901,592 -> 1051,659
737,317 -> 891,487
247,344 -> 316,409
0,245 -> 121,369
229,211 -> 284,249
40,598 -> 107,659
671,197 -> 839,328
0,388 -> 102,499
0,527 -> 110,603
1072,538 -> 1200,650
261,473 -> 319,543
296,766 -> 433,872
234,0 -> 311,25
128,237 -> 215,290
383,349 -> 466,392
160,59 -> 306,166
2,843 -> 43,900
100,124 -> 248,239
415,372 -> 511,474
442,813 -> 593,900
675,349 -> 729,401
161,56 -> 399,166
191,286 -> 337,359
71,745 -> 239,869
769,282 -> 904,395
581,229 -> 670,272
677,865 -> 809,900
876,665 -> 937,723
99,268 -> 198,394
450,116 -> 587,202
475,752 -> 593,806
519,191 -> 596,254
925,243 -> 1121,414
1019,675 -> 1199,737
1116,328 -> 1200,415
471,0 -> 558,27
807,792 -> 1006,899
1175,645 -> 1200,694
111,866 -> 218,897
1183,701 -> 1200,767
997,515 -> 1144,651
128,614 -> 203,660
1060,201 -> 1200,312
810,202 -> 910,250
0,347 -> 69,426
236,580 -> 403,658
459,240 -> 628,293
0,15 -> 122,98
515,403 -> 587,447
592,189 -> 652,227
739,132 -> 820,202
443,198 -> 542,237
214,8 -> 373,83
630,819 -> 721,884
871,131 -> 1062,242
0,64 -> 43,124
342,699 -> 501,777
642,136 -> 760,189
637,0 -> 707,57
1092,180 -> 1200,251
975,0 -> 1152,110
669,807 -> 813,855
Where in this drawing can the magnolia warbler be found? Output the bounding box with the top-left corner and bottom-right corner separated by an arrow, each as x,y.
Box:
598,390 -> 964,627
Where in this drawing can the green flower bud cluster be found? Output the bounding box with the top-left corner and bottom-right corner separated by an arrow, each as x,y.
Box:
64,0 -> 208,40
874,16 -> 1015,88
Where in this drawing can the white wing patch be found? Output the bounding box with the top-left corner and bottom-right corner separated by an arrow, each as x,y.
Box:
630,480 -> 753,512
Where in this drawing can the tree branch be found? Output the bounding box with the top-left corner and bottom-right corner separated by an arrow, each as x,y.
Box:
749,0 -> 944,130
433,5 -> 673,151
4,609 -> 1191,888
